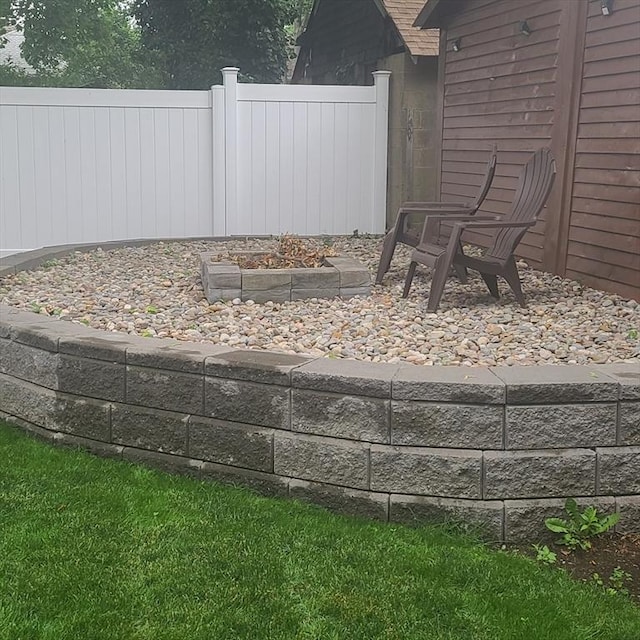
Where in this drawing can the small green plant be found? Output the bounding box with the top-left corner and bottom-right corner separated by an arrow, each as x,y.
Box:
145,305 -> 158,314
627,328 -> 638,340
533,544 -> 557,565
590,567 -> 632,597
545,498 -> 619,551
533,544 -> 556,565
29,302 -> 42,314
609,567 -> 632,596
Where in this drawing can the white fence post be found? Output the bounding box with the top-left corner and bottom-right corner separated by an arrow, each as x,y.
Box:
372,70 -> 391,233
221,67 -> 239,236
211,83 -> 226,235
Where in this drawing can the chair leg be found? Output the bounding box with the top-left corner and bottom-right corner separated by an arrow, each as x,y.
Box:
452,239 -> 468,283
453,264 -> 468,283
402,261 -> 417,298
480,273 -> 500,299
426,255 -> 449,312
503,258 -> 527,307
375,225 -> 400,284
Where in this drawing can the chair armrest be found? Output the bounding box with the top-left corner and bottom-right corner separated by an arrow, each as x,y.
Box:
421,214 -> 500,223
451,220 -> 535,230
401,200 -> 471,208
437,218 -> 534,255
398,205 -> 475,216
413,214 -> 501,246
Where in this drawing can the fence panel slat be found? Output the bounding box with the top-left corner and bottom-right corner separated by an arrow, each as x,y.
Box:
333,103 -> 350,234
33,107 -> 53,248
48,107 -> 68,246
292,102 -> 309,235
278,101 -> 295,234
265,101 -> 281,234
95,107 -> 114,243
1,105 -> 21,252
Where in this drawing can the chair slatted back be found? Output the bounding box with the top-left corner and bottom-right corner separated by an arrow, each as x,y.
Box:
487,148 -> 556,261
419,145 -> 498,247
471,144 -> 498,210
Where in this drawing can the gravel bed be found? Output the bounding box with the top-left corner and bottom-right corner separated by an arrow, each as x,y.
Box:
1,237 -> 638,367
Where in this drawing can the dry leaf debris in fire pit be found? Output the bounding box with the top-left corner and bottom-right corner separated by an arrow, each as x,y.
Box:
212,235 -> 339,269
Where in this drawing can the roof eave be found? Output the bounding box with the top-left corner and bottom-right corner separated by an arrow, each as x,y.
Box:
379,0 -> 438,58
413,0 -> 444,28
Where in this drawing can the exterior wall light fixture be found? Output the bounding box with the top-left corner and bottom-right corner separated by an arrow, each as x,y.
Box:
519,21 -> 532,36
452,38 -> 462,52
601,0 -> 613,15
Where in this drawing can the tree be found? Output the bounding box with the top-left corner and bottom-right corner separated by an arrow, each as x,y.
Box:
0,0 -> 9,27
0,0 -> 313,89
133,0 -> 300,89
1,0 -> 158,88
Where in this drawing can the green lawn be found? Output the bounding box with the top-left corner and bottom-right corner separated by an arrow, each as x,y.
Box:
0,421 -> 638,640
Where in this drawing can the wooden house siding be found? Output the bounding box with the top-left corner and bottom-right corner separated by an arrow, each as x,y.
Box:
428,0 -> 639,299
438,0 -> 562,266
566,0 -> 640,299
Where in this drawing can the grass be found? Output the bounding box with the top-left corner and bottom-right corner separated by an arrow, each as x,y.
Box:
0,421 -> 638,640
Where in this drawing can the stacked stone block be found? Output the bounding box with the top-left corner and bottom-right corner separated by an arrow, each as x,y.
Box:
200,253 -> 371,303
0,301 -> 639,542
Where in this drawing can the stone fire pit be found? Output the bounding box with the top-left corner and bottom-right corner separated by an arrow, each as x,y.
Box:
200,252 -> 371,303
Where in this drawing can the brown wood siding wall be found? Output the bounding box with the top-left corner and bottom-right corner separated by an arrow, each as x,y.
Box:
437,0 -> 640,299
566,0 -> 640,299
438,0 -> 562,266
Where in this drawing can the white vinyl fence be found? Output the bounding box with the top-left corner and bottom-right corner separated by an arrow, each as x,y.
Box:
0,69 -> 390,256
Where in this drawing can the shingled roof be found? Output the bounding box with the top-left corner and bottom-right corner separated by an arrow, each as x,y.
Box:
380,0 -> 439,56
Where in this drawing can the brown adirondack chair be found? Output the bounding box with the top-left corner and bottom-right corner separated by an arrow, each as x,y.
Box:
375,145 -> 497,284
402,147 -> 556,312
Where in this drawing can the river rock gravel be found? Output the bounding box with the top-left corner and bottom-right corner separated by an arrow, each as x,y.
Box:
1,237 -> 638,367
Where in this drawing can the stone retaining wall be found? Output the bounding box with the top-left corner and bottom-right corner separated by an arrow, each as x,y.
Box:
1,300 -> 638,542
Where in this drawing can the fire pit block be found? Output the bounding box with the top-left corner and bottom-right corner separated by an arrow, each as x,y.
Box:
200,252 -> 371,303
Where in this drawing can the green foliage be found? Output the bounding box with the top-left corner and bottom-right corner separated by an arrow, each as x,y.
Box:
545,498 -> 620,551
628,328 -> 638,340
133,0 -> 299,88
1,0 -> 160,88
591,567 -> 632,597
1,0 -> 310,89
533,544 -> 557,565
283,0 -> 313,49
281,0 -> 313,26
0,61 -> 39,86
0,0 -> 10,29
609,567 -> 633,596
